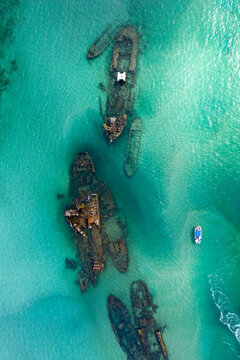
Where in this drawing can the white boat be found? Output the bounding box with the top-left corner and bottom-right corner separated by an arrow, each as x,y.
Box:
194,226 -> 202,244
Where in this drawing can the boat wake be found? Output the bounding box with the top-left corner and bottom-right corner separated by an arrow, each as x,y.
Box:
208,273 -> 240,344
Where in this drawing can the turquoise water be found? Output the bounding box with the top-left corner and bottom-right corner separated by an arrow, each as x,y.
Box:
0,0 -> 240,359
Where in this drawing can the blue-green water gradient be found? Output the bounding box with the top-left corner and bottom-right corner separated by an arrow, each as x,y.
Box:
0,0 -> 239,359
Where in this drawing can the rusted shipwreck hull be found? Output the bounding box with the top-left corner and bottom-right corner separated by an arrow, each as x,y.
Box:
107,281 -> 169,360
107,295 -> 147,360
87,24 -> 119,59
104,26 -> 138,143
65,152 -> 128,292
131,281 -> 169,360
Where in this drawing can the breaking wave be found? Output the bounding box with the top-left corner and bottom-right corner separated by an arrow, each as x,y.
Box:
208,273 -> 240,343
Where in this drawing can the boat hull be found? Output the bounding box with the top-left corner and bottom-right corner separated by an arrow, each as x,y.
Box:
194,226 -> 202,244
125,117 -> 143,176
106,238 -> 128,273
104,26 -> 138,142
131,281 -> 168,360
65,153 -> 129,292
107,295 -> 146,360
87,25 -> 118,59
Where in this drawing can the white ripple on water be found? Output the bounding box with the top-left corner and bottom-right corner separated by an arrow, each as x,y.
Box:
208,273 -> 240,344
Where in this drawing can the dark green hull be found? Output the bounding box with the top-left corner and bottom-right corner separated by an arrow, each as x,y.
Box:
131,281 -> 165,360
125,118 -> 143,176
107,295 -> 147,360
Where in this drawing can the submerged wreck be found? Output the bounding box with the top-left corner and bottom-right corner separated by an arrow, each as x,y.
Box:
87,24 -> 119,59
125,117 -> 142,176
65,152 -> 128,292
107,295 -> 147,360
107,281 -> 169,360
131,281 -> 168,360
103,26 -> 138,142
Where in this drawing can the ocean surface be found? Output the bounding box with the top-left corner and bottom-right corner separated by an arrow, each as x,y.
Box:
0,0 -> 240,359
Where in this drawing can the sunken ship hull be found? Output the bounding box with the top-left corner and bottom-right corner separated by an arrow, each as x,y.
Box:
131,281 -> 168,360
87,24 -> 119,59
106,238 -> 128,273
65,152 -> 129,292
104,26 -> 138,143
69,152 -> 95,198
125,117 -> 143,176
107,295 -> 147,360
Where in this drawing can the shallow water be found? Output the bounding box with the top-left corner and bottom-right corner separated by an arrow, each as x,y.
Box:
0,0 -> 239,359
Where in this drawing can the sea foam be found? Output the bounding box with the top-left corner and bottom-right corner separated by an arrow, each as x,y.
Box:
208,273 -> 240,343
